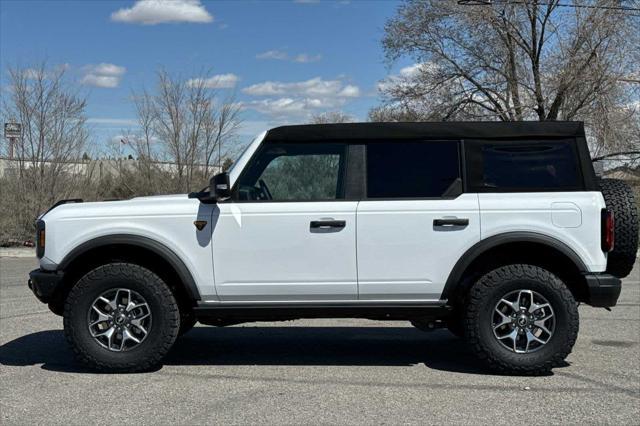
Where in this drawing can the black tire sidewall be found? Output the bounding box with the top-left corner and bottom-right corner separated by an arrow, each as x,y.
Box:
467,265 -> 579,373
599,178 -> 639,278
64,264 -> 179,370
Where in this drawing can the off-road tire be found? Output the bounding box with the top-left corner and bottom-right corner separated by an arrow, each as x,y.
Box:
464,264 -> 579,375
599,178 -> 639,278
63,263 -> 180,372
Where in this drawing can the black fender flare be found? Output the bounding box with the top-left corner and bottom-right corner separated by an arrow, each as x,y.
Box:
58,234 -> 201,301
441,232 -> 588,300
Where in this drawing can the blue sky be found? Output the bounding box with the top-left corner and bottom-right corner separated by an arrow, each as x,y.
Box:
0,0 -> 410,150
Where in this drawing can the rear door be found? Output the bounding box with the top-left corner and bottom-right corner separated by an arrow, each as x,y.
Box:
356,140 -> 480,301
465,139 -> 607,270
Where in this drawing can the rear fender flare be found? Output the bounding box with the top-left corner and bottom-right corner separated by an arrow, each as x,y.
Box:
441,232 -> 588,300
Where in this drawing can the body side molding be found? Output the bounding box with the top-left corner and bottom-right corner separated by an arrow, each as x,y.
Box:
58,234 -> 201,301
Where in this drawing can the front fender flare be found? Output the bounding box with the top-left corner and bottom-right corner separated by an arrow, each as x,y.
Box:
58,234 -> 201,302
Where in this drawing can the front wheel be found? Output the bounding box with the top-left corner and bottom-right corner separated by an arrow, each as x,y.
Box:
464,264 -> 579,375
63,263 -> 180,372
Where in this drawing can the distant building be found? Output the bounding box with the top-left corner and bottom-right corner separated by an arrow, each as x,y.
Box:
0,157 -> 221,180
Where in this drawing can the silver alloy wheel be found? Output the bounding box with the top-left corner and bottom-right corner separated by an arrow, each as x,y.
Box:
87,288 -> 152,352
492,289 -> 555,354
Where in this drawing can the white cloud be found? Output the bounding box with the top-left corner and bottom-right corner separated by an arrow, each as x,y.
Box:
244,98 -> 341,117
242,77 -> 360,118
82,75 -> 121,88
187,73 -> 239,89
20,64 -> 69,80
111,0 -> 213,25
88,118 -> 138,126
23,68 -> 45,80
237,120 -> 273,136
377,62 -> 434,92
81,63 -> 126,88
293,53 -> 322,63
399,63 -> 425,78
256,50 -> 289,60
256,49 -> 322,63
92,63 -> 126,76
338,84 -> 360,97
243,77 -> 359,98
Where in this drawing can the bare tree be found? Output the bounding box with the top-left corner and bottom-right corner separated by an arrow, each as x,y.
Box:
135,70 -> 242,192
376,0 -> 639,154
368,104 -> 426,122
202,94 -> 242,181
130,88 -> 159,193
310,111 -> 354,124
1,63 -> 89,239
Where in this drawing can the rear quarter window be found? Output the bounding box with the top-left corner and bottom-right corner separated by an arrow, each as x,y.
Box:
466,139 -> 583,192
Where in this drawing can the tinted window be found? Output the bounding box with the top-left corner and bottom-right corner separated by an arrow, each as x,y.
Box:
473,141 -> 581,190
366,141 -> 460,198
235,143 -> 345,201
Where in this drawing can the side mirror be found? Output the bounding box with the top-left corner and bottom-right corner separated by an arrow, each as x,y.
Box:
188,172 -> 231,203
212,172 -> 231,200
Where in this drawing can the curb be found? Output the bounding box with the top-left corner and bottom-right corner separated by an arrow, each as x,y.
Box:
0,248 -> 36,258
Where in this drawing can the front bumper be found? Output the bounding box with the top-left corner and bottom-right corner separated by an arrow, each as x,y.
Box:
583,273 -> 621,307
28,268 -> 64,304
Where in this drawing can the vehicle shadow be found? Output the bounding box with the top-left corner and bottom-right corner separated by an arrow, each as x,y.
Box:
0,326 -> 561,375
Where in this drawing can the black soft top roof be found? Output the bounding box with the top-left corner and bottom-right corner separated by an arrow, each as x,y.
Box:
265,121 -> 585,142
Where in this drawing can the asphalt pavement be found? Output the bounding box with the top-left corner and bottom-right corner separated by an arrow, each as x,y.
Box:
1,257 -> 639,425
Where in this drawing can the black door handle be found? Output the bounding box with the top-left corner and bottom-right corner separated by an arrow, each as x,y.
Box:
433,218 -> 469,227
310,220 -> 346,229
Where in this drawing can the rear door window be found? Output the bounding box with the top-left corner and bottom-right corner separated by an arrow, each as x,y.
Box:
366,141 -> 461,198
466,139 -> 582,191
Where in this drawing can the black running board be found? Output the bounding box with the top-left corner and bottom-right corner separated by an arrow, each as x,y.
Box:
194,301 -> 451,322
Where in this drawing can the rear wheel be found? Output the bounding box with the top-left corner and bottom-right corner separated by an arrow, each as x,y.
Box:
464,264 -> 579,375
63,263 -> 180,372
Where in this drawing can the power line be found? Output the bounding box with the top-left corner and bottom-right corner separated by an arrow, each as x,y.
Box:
458,0 -> 640,13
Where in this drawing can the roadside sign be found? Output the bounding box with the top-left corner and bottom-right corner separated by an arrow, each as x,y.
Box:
4,122 -> 22,138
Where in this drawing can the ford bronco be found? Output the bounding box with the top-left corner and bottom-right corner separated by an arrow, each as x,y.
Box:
28,122 -> 639,374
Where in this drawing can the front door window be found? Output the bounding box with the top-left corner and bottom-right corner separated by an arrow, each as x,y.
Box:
234,143 -> 346,201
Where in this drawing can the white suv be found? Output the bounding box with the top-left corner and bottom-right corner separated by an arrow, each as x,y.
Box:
28,122 -> 638,374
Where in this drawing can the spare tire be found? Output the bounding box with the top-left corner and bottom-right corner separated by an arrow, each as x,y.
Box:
599,178 -> 639,278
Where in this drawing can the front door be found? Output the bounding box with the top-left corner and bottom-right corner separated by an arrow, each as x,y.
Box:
212,141 -> 358,302
356,140 -> 480,301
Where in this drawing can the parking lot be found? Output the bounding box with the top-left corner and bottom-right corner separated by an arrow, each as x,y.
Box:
1,256 -> 638,425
